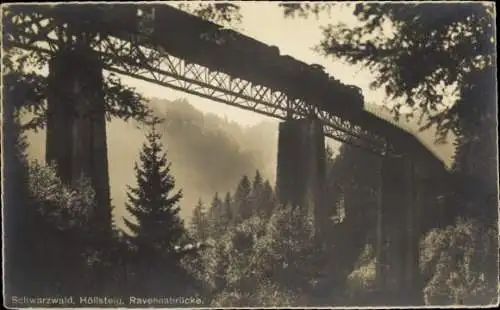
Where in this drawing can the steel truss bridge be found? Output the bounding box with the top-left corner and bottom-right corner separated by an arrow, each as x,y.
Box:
4,4 -> 454,304
4,4 -> 443,162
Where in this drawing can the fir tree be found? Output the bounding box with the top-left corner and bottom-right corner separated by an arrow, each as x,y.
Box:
250,171 -> 275,219
250,170 -> 263,217
234,175 -> 252,222
222,192 -> 234,228
123,118 -> 188,295
191,199 -> 209,241
259,180 -> 276,220
252,170 -> 263,194
207,193 -> 222,235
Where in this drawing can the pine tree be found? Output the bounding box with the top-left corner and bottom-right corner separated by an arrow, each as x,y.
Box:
250,170 -> 263,216
252,170 -> 263,194
223,192 -> 234,227
207,193 -> 224,237
234,175 -> 252,222
259,180 -> 276,220
249,171 -> 276,220
191,199 -> 209,241
123,118 -> 188,296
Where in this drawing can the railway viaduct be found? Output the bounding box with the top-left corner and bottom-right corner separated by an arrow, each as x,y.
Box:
4,4 -> 451,305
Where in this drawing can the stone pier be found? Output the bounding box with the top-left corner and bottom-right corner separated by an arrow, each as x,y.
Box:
375,153 -> 423,305
275,118 -> 326,235
46,47 -> 111,232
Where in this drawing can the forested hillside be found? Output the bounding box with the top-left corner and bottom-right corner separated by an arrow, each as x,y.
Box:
24,97 -> 455,230
24,98 -> 278,228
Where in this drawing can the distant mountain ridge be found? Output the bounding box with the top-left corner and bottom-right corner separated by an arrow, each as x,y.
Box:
146,98 -> 278,218
25,97 -> 279,229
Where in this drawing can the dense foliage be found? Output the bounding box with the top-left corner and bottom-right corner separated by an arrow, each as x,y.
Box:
3,2 -> 497,307
122,118 -> 196,296
420,218 -> 497,305
284,3 -> 495,137
282,3 -> 498,305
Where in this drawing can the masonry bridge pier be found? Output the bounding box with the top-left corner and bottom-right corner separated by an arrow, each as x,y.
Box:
6,4 -> 451,305
274,116 -> 449,304
46,48 -> 111,234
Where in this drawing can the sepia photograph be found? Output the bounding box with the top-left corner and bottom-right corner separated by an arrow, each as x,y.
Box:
1,1 -> 498,308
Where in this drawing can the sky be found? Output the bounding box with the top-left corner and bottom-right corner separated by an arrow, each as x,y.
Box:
117,2 -> 388,127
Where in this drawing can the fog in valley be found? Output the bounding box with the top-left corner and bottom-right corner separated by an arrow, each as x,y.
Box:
25,98 -> 279,229
24,97 -> 455,230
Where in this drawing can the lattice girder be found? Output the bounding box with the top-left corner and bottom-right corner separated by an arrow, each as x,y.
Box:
3,5 -> 387,154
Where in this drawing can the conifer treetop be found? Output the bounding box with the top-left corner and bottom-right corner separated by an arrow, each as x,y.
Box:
123,119 -> 185,256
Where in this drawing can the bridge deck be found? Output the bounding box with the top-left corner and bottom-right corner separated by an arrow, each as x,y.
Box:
105,5 -> 446,165
84,4 -> 365,119
4,3 -> 447,168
